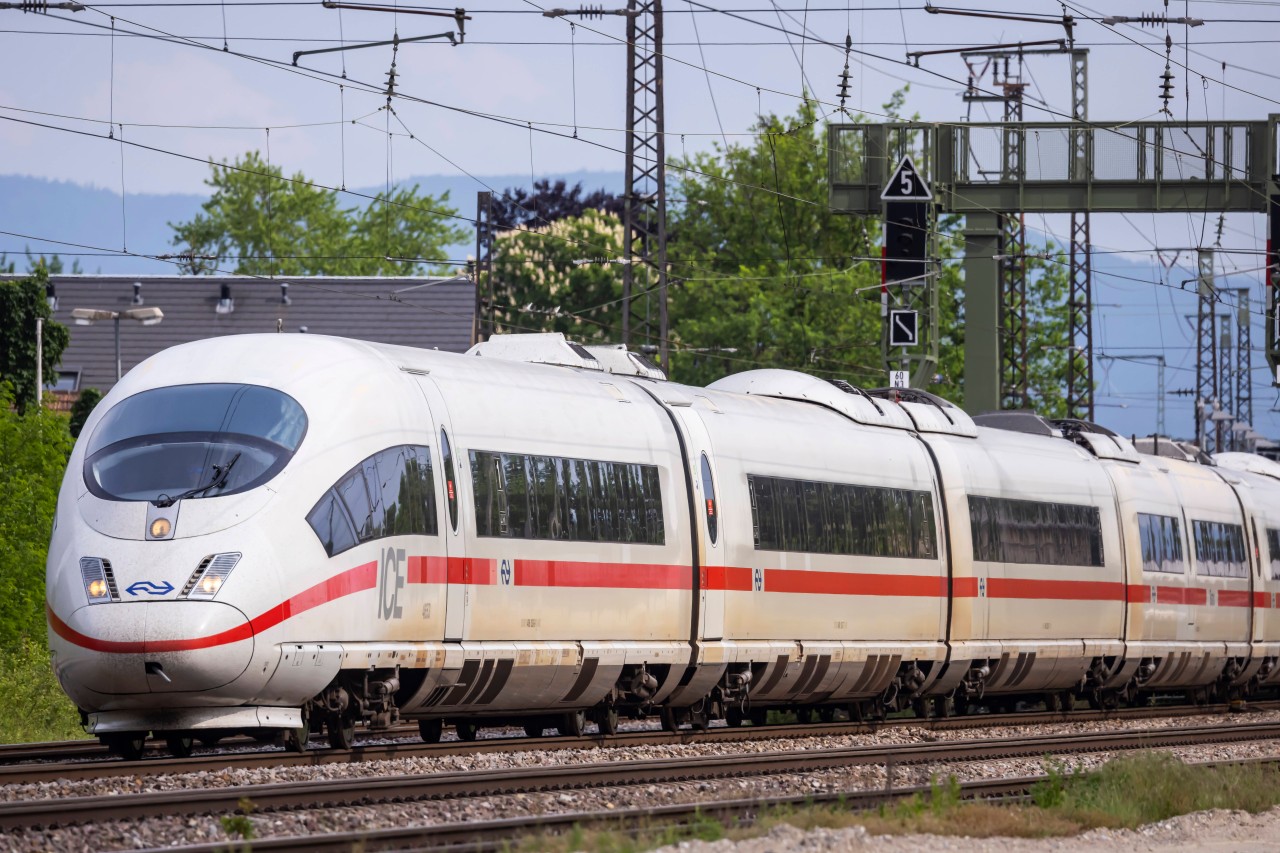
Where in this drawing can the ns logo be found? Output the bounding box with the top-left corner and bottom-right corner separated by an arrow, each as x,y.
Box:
379,547 -> 406,620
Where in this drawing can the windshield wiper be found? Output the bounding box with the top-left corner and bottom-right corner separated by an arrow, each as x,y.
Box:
154,452 -> 242,508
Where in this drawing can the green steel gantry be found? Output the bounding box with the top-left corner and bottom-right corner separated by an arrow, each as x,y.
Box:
827,116 -> 1280,417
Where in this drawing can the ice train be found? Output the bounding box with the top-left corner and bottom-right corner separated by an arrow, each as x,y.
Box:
45,332 -> 1280,758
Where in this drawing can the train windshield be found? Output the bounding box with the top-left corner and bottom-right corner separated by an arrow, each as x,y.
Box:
84,383 -> 308,504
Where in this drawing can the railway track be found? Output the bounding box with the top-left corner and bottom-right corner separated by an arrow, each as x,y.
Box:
122,755 -> 1280,853
4,719 -> 1280,831
1,701 -> 1269,784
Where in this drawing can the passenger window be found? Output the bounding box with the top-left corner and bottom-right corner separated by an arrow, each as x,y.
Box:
306,491 -> 357,557
1137,513 -> 1185,574
747,474 -> 936,559
967,495 -> 1102,567
468,450 -> 664,545
306,444 -> 437,557
1192,520 -> 1248,578
441,430 -> 458,532
1268,529 -> 1280,580
700,454 -> 718,545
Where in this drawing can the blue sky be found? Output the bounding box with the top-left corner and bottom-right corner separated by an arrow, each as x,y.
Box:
2,0 -> 1278,438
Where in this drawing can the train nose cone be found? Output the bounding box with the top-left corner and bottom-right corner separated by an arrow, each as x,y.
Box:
56,601 -> 254,695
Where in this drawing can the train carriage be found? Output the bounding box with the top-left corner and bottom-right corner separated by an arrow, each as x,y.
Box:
45,332 -> 1280,756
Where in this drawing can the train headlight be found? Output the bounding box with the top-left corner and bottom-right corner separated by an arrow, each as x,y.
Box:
182,553 -> 241,600
149,517 -> 172,539
79,557 -> 118,604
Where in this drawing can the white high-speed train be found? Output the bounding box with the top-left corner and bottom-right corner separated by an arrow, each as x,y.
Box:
47,332 -> 1280,759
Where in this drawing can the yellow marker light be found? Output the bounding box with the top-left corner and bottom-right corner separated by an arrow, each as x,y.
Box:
87,579 -> 108,598
150,517 -> 172,539
200,575 -> 223,594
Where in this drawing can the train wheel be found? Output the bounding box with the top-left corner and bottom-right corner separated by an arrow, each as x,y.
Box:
328,713 -> 356,750
558,711 -> 586,737
1059,691 -> 1076,713
283,722 -> 309,754
749,709 -> 768,727
418,719 -> 443,744
1045,692 -> 1062,713
165,734 -> 194,758
660,707 -> 680,732
455,721 -> 479,742
104,733 -> 147,761
725,708 -> 745,728
932,696 -> 952,718
911,698 -> 929,719
524,723 -> 544,738
847,703 -> 865,723
597,708 -> 619,736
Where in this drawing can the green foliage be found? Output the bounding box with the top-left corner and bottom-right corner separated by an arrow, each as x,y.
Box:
492,208 -> 626,341
1050,752 -> 1280,827
68,387 -> 103,438
0,384 -> 74,652
0,267 -> 71,413
0,641 -> 84,743
170,151 -> 468,276
219,796 -> 258,851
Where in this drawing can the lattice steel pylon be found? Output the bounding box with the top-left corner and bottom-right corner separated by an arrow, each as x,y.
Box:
473,190 -> 495,344
1234,288 -> 1253,447
1065,49 -> 1094,421
997,63 -> 1029,409
1195,249 -> 1218,451
621,0 -> 669,371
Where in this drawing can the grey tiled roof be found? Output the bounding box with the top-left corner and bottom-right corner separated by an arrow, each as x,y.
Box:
8,275 -> 475,395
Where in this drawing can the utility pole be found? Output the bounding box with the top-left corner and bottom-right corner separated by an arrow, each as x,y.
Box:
1099,353 -> 1165,436
35,317 -> 42,409
620,0 -> 669,371
473,190 -> 495,343
1195,249 -> 1218,451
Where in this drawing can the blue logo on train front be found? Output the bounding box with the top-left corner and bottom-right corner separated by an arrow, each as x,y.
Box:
126,580 -> 175,596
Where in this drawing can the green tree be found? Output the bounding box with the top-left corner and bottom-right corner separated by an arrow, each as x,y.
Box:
665,96 -> 1069,411
170,152 -> 467,276
0,267 -> 71,413
68,387 -> 103,438
0,384 -> 75,651
491,208 -> 626,341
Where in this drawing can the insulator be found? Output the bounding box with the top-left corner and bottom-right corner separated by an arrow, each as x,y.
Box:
20,0 -> 49,11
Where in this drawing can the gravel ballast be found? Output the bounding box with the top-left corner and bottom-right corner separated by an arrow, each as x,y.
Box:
6,710 -> 1280,852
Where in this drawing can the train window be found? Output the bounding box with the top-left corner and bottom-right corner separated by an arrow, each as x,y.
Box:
1191,520 -> 1248,578
306,491 -> 358,557
85,383 -> 307,503
1267,529 -> 1280,580
1137,513 -> 1185,574
968,496 -> 1103,567
441,430 -> 458,532
468,450 -> 664,545
700,454 -> 718,545
306,445 -> 437,557
747,474 -> 936,559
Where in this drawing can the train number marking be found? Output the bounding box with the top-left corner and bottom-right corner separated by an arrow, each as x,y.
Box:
753,567 -> 764,592
499,559 -> 514,586
379,547 -> 405,620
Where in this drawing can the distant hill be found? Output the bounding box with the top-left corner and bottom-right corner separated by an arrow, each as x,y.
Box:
0,171 -> 625,275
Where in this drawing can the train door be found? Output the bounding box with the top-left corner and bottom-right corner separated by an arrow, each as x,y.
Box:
411,375 -> 468,641
669,405 -> 724,641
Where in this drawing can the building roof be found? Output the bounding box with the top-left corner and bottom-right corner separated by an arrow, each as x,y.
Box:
8,274 -> 475,395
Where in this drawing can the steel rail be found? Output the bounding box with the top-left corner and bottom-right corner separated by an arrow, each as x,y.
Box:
125,754 -> 1280,853
0,701 -> 1263,783
4,720 -> 1280,831
0,702 -> 1269,784
129,775 -> 1042,853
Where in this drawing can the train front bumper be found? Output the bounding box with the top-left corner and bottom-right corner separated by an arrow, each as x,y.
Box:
50,600 -> 257,708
